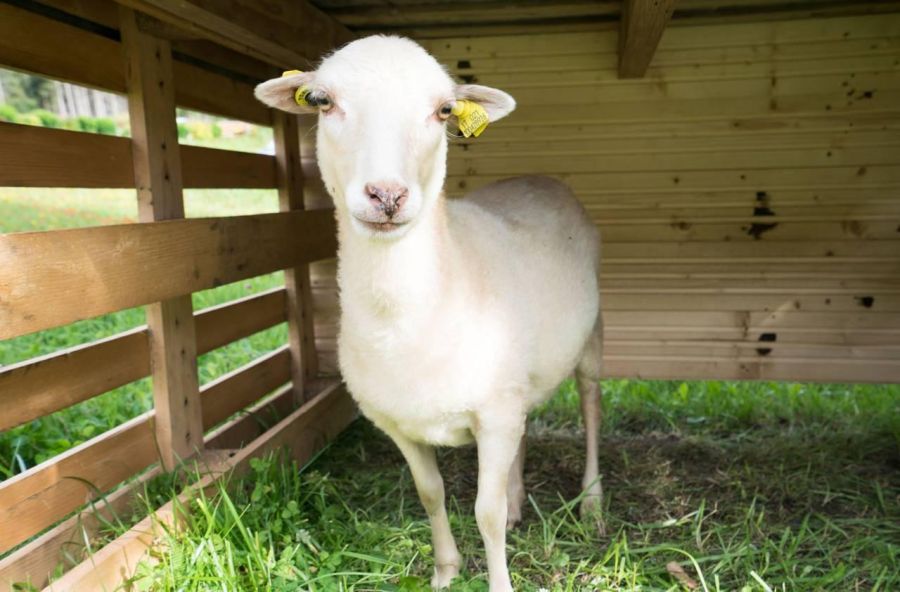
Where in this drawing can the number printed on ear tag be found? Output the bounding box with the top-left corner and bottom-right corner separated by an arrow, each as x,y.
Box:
452,100 -> 490,138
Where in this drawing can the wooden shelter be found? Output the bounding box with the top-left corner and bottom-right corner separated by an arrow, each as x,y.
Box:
0,0 -> 898,588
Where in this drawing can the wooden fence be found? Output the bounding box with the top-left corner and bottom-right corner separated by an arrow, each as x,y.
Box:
0,1 -> 355,588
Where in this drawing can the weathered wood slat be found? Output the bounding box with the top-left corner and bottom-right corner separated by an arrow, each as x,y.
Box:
424,13 -> 900,58
204,384 -> 294,450
0,465 -> 162,591
0,379 -> 298,590
619,0 -> 676,78
603,355 -> 900,383
603,293 -> 900,312
0,3 -> 269,124
115,0 -> 353,66
0,113 -> 276,189
450,129 -> 900,154
0,413 -> 157,556
200,346 -> 291,429
194,288 -> 288,354
447,165 -> 900,195
121,6 -> 204,470
0,344 -> 296,557
275,112 -> 320,404
448,145 -> 900,176
0,288 -> 287,433
0,210 -> 336,340
604,340 -> 900,360
436,39 -> 900,76
312,350 -> 900,383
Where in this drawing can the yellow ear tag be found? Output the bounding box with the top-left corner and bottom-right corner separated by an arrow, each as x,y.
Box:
451,100 -> 490,138
281,70 -> 310,107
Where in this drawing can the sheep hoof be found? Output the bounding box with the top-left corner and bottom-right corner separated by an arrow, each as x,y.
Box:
580,494 -> 606,536
506,509 -> 522,530
431,561 -> 461,589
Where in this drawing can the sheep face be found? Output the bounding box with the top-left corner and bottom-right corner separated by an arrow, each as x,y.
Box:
255,36 -> 516,240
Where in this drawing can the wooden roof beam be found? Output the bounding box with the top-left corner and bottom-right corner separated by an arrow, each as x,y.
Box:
114,0 -> 354,67
618,0 -> 676,78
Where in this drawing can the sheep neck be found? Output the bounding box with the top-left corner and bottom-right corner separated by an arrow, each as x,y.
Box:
338,199 -> 452,321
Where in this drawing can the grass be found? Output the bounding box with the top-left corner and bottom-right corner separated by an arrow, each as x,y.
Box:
111,380 -> 898,592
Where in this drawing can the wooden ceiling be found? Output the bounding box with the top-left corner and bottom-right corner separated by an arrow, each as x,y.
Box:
307,0 -> 900,78
310,0 -> 900,38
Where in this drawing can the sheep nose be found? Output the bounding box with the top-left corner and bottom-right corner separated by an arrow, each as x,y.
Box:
365,182 -> 408,218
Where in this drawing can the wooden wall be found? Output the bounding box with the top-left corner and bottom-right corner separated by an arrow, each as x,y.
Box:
311,13 -> 900,383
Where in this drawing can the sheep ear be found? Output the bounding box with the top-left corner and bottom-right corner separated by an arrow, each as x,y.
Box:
254,71 -> 317,114
455,84 -> 516,122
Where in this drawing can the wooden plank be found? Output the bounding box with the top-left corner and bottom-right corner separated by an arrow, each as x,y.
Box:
194,288 -> 288,354
0,121 -> 277,188
434,38 -> 900,77
446,166 -> 900,196
121,5 -> 203,471
33,0 -> 281,82
115,0 -> 354,66
0,3 -> 268,124
0,329 -> 149,433
274,112 -> 319,404
604,340 -> 900,360
619,0 -> 677,78
329,1 -> 620,28
603,355 -> 900,383
0,466 -> 162,591
600,293 -> 900,312
0,210 -> 336,340
0,344 -> 295,561
43,381 -> 356,592
447,145 -> 900,176
0,413 -> 157,556
200,346 -> 291,429
204,384 -> 294,450
0,288 -> 286,433
422,12 -> 900,58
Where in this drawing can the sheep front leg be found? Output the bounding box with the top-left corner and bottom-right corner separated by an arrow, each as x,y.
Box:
390,433 -> 462,589
475,415 -> 525,592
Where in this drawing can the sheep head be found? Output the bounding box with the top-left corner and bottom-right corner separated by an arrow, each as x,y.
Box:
255,36 -> 515,240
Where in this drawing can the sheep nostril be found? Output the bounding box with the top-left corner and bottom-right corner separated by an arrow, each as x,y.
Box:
365,182 -> 408,218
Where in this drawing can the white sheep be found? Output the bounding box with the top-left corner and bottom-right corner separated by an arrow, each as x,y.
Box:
256,35 -> 604,592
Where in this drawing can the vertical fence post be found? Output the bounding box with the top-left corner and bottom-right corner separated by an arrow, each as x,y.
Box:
273,111 -> 319,404
120,7 -> 203,470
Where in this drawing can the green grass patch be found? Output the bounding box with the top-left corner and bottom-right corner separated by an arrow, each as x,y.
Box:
119,381 -> 898,591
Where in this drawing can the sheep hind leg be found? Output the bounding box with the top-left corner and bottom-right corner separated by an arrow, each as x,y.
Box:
576,315 -> 604,526
506,434 -> 526,529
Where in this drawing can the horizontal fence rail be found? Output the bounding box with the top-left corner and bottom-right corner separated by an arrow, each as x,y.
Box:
0,341 -> 294,555
0,288 -> 288,432
0,3 -> 269,124
0,122 -> 279,189
0,210 -> 336,340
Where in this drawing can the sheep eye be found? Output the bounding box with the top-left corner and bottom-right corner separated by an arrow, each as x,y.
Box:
438,102 -> 454,120
307,92 -> 333,112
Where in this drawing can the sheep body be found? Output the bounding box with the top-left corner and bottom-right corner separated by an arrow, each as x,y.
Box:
255,36 -> 604,591
339,175 -> 600,446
